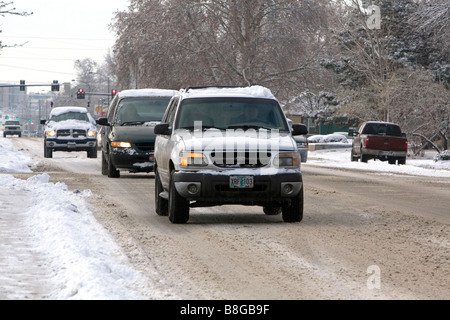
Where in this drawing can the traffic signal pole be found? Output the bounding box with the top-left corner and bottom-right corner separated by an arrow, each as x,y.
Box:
0,81 -> 60,91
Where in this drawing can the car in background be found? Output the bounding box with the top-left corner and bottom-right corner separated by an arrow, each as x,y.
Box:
307,133 -> 348,144
307,135 -> 324,143
293,135 -> 308,162
3,120 -> 22,138
321,133 -> 348,143
41,106 -> 98,158
97,88 -> 177,178
288,119 -> 308,162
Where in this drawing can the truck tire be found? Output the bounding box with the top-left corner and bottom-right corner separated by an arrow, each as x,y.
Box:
351,150 -> 358,162
398,157 -> 406,165
360,154 -> 369,163
155,167 -> 168,216
87,147 -> 97,159
281,188 -> 304,223
263,206 -> 281,215
168,170 -> 189,224
44,145 -> 53,158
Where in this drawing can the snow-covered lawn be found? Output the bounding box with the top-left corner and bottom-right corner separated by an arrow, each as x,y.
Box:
306,147 -> 450,178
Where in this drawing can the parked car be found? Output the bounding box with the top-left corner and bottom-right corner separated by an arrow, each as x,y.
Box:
307,135 -> 324,143
350,121 -> 408,164
3,120 -> 22,138
154,86 -> 308,224
321,133 -> 348,143
294,135 -> 309,162
97,88 -> 177,178
287,119 -> 308,163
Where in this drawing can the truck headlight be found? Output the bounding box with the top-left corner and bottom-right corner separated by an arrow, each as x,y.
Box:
274,152 -> 300,168
87,130 -> 97,137
46,130 -> 56,137
180,152 -> 207,167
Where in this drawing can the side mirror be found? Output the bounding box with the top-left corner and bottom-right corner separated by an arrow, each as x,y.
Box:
40,120 -> 47,125
154,123 -> 172,135
96,118 -> 110,126
291,123 -> 308,136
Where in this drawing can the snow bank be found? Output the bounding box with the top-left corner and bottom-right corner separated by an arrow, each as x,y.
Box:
0,173 -> 163,299
0,138 -> 32,173
0,137 -> 174,299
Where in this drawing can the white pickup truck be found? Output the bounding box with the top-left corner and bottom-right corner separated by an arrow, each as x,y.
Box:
154,86 -> 308,224
3,120 -> 22,138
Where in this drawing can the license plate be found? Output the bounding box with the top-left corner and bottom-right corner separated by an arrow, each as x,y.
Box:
230,176 -> 254,189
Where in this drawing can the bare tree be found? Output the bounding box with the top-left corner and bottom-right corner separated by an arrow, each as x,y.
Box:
110,0 -> 335,102
321,1 -> 448,145
0,1 -> 32,50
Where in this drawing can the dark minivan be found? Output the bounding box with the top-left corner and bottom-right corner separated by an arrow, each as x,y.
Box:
97,89 -> 176,178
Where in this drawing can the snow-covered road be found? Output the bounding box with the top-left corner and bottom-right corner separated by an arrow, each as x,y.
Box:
1,136 -> 449,299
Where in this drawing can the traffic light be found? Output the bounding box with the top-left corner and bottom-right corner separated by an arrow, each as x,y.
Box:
20,80 -> 25,91
51,80 -> 60,92
111,89 -> 117,98
77,89 -> 85,99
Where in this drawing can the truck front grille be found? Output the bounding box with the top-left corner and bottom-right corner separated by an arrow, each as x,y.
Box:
210,151 -> 271,168
56,129 -> 87,138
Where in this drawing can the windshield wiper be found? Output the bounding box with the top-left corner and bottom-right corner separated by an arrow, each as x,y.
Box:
179,126 -> 223,131
227,125 -> 274,131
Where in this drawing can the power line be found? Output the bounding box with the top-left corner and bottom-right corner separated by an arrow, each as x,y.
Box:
1,35 -> 114,42
0,63 -> 75,76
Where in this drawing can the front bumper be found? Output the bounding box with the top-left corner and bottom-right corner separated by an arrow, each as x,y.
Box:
173,170 -> 303,206
4,130 -> 21,135
110,150 -> 155,172
46,138 -> 97,151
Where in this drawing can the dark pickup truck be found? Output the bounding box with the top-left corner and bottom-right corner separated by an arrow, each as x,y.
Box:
350,121 -> 408,165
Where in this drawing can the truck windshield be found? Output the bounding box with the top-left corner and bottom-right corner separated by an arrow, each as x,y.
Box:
175,98 -> 289,131
50,112 -> 90,122
5,121 -> 20,125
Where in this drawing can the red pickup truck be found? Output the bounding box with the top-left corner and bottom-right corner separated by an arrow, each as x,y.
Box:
350,121 -> 408,165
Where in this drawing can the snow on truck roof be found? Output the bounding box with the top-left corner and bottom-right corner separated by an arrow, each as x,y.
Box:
117,88 -> 178,98
181,85 -> 277,100
49,106 -> 89,116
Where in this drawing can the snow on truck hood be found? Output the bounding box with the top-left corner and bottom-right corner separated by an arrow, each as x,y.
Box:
177,129 -> 296,152
46,119 -> 96,131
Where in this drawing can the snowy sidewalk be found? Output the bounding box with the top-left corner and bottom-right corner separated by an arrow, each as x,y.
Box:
1,137 -> 172,300
0,187 -> 53,299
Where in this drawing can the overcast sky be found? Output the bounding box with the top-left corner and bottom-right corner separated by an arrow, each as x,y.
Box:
0,0 -> 129,92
